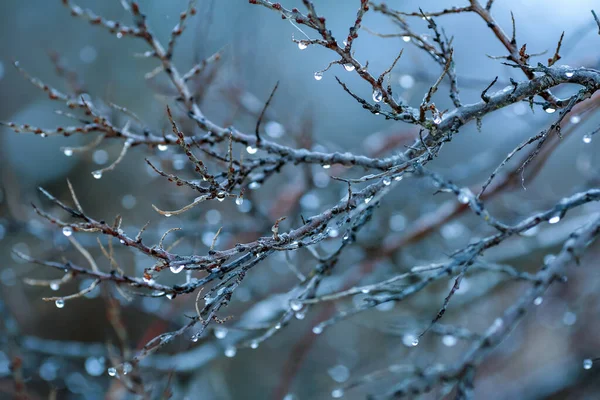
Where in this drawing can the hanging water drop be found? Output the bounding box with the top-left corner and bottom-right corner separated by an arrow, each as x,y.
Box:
442,335 -> 457,347
343,64 -> 355,72
298,41 -> 308,50
583,359 -> 593,370
433,115 -> 442,124
107,367 -> 117,377
164,213 -> 172,217
583,134 -> 592,144
314,71 -> 323,81
170,264 -> 185,274
157,144 -> 168,151
383,177 -> 391,186
249,181 -> 261,190
246,146 -> 258,154
372,88 -> 383,103
533,296 -> 543,306
323,164 -> 331,169
235,196 -> 244,206
457,189 -> 471,204
361,288 -> 370,294
191,335 -> 199,342
166,293 -> 175,300
250,340 -> 259,349
92,171 -> 103,179
312,325 -> 323,335
331,388 -> 344,398
62,226 -> 73,237
290,299 -> 303,311
402,35 -> 411,42
55,299 -> 65,308
548,214 -> 561,224
225,346 -> 237,358
50,282 -> 59,291
545,107 -> 556,114
214,326 -> 228,339
565,71 -> 574,78
122,362 -> 132,375
364,196 -> 373,204
63,148 -> 73,157
411,338 -> 419,347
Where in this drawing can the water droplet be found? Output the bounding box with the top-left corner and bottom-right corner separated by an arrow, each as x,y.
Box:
164,213 -> 172,218
383,177 -> 391,186
40,133 -> 48,138
545,107 -> 556,114
323,164 -> 331,169
364,196 -> 373,204
166,293 -> 175,300
119,239 -> 125,244
236,196 -> 244,206
402,35 -> 411,42
548,215 -> 561,224
275,323 -> 282,330
295,311 -> 306,320
246,146 -> 258,154
290,299 -> 303,312
328,365 -> 350,383
107,367 -> 117,377
92,171 -> 103,179
394,176 -> 403,181
250,340 -> 259,349
433,115 -> 442,124
157,144 -> 168,151
116,32 -> 123,39
583,359 -> 593,370
565,71 -> 574,78
411,338 -> 419,347
442,335 -> 457,347
312,325 -> 323,335
225,346 -> 237,358
55,299 -> 65,309
457,188 -> 471,204
122,362 -> 132,375
570,115 -> 581,124
343,64 -> 355,72
533,296 -> 543,306
583,134 -> 592,144
314,71 -> 323,81
372,88 -> 383,103
361,288 -> 370,294
62,226 -> 73,237
298,41 -> 308,50
191,335 -> 199,342
170,264 -> 185,274
217,192 -> 226,202
63,148 -> 73,157
331,388 -> 344,398
50,282 -> 60,291
249,181 -> 261,190
214,326 -> 228,339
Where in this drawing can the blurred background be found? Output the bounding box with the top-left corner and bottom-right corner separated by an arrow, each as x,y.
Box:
1,0 -> 600,399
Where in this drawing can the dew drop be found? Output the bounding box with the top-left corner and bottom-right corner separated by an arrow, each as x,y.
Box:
442,335 -> 457,347
583,134 -> 592,144
411,338 -> 419,347
545,107 -> 556,114
298,41 -> 308,50
372,88 -> 383,103
225,346 -> 237,358
361,288 -> 370,294
548,215 -> 561,224
166,293 -> 175,300
312,325 -> 323,335
343,64 -> 355,72
364,196 -> 373,204
55,299 -> 65,309
394,176 -> 403,181
246,146 -> 258,154
62,226 -> 73,237
63,148 -> 74,157
314,71 -> 323,81
122,362 -> 132,375
250,340 -> 259,349
402,35 -> 411,42
583,359 -> 593,370
191,335 -> 199,342
275,323 -> 282,330
457,189 -> 471,204
249,181 -> 261,190
170,264 -> 185,274
50,283 -> 60,291
107,367 -> 117,377
157,144 -> 168,151
214,326 -> 228,339
383,177 -> 391,186
331,388 -> 344,398
116,32 -> 123,39
533,296 -> 543,306
236,196 -> 244,206
290,299 -> 303,312
164,213 -> 172,218
295,311 -> 306,320
565,71 -> 574,78
92,171 -> 103,179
